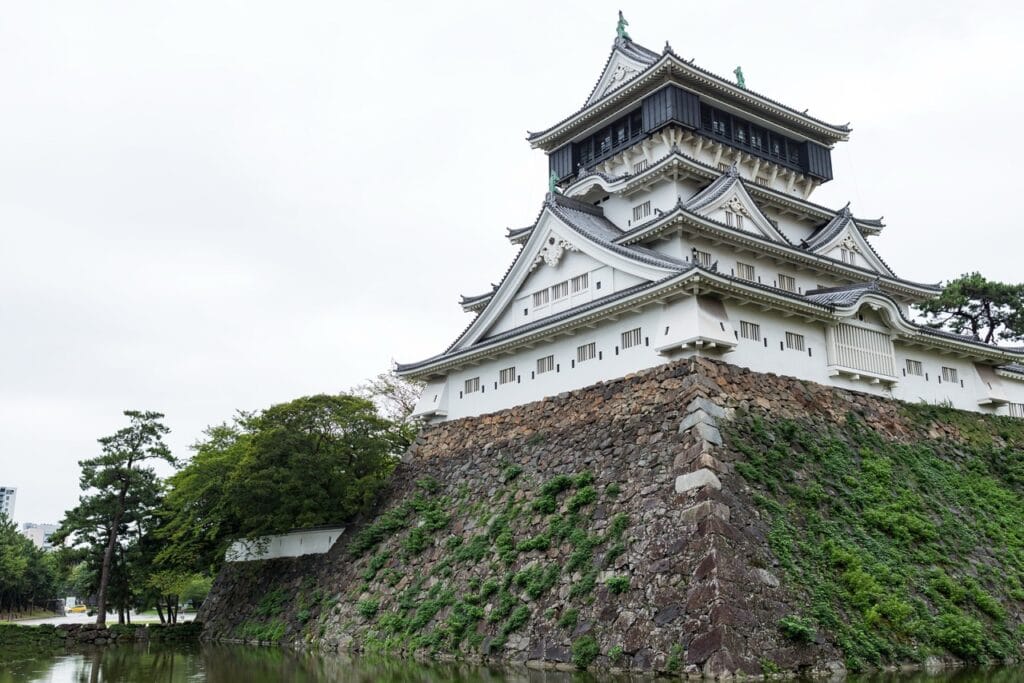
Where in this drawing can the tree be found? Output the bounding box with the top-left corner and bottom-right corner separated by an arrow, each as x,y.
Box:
225,394 -> 402,536
0,514 -> 57,618
55,411 -> 175,626
158,393 -> 406,573
351,368 -> 423,425
918,272 -> 1024,344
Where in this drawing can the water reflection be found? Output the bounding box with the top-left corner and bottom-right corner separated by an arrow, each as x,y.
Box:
0,643 -> 1020,683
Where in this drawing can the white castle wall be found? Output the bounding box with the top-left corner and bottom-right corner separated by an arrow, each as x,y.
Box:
225,527 -> 344,563
419,299 -> 1024,423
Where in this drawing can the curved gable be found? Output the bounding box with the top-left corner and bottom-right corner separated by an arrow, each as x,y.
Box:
448,204 -> 680,352
685,167 -> 791,244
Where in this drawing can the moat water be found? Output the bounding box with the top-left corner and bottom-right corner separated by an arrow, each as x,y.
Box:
0,642 -> 1021,682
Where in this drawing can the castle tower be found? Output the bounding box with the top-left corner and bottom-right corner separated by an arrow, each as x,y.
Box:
397,18 -> 1024,422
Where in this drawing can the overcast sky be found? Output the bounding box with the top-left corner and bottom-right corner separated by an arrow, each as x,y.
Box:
2,1 -> 1022,526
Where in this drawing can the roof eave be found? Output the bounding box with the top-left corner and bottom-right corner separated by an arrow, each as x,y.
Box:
529,56 -> 850,151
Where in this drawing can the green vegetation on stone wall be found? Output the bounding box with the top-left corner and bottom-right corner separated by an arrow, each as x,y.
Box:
729,407 -> 1024,671
340,468 -> 632,666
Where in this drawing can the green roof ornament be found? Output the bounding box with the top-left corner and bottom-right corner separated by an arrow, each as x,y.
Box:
549,170 -> 560,194
733,66 -> 746,89
616,11 -> 631,41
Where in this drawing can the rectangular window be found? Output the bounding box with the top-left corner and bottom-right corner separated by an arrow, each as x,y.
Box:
464,377 -> 480,394
551,281 -> 569,301
694,249 -> 712,268
632,201 -> 651,222
532,289 -> 550,307
571,273 -> 589,293
755,176 -> 769,186
736,214 -> 744,229
621,327 -> 642,349
632,159 -> 648,174
739,321 -> 761,341
941,366 -> 958,383
778,274 -> 796,292
499,367 -> 516,385
1010,403 -> 1024,419
536,355 -> 554,374
905,359 -> 923,376
736,261 -> 756,281
785,332 -> 805,351
577,342 -> 597,363
841,248 -> 857,266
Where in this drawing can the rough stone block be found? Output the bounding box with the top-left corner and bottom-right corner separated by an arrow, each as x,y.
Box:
678,409 -> 717,434
680,500 -> 730,524
675,468 -> 722,494
693,422 -> 723,446
697,452 -> 734,474
752,568 -> 780,588
687,396 -> 727,420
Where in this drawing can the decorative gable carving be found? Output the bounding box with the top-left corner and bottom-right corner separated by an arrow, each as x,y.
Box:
585,51 -> 650,106
602,63 -> 639,97
723,195 -> 749,217
532,235 -> 580,271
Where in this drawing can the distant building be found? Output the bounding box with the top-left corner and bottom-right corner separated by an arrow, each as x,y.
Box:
22,522 -> 59,550
0,487 -> 15,518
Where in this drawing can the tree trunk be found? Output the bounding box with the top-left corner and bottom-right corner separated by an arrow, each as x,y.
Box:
95,480 -> 130,626
118,606 -> 125,624
156,601 -> 165,624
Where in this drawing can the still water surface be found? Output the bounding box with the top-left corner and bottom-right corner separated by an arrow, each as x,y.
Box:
1,643 -> 1021,682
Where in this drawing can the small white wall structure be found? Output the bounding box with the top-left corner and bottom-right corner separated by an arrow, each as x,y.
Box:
225,527 -> 344,563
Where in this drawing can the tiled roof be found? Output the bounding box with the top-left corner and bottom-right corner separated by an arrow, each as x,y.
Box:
396,276 -> 678,373
529,39 -> 849,144
803,281 -> 881,307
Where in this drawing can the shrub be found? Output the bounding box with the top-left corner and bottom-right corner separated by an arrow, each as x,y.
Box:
558,608 -> 579,629
605,482 -> 621,498
572,635 -> 600,669
356,599 -> 379,620
605,575 -> 630,594
502,464 -> 523,482
779,615 -> 815,643
933,612 -> 986,660
608,644 -> 624,663
567,485 -> 597,512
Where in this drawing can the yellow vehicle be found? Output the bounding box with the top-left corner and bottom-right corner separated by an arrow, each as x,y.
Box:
68,605 -> 87,614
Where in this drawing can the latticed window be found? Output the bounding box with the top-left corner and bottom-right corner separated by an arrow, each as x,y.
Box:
621,327 -> 642,349
841,248 -> 857,265
785,332 -> 805,351
571,273 -> 588,294
537,355 -> 554,374
632,201 -> 651,221
905,359 -> 923,376
740,321 -> 761,341
1010,403 -> 1024,419
464,377 -> 480,394
499,367 -> 516,385
778,274 -> 796,292
632,159 -> 648,174
941,366 -> 958,383
736,261 -> 756,281
693,250 -> 712,268
551,281 -> 569,301
577,342 -> 597,363
532,289 -> 550,307
828,323 -> 896,377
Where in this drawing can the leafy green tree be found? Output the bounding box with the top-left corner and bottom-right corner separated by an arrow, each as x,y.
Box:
918,272 -> 1024,344
0,514 -> 58,617
54,411 -> 175,625
159,394 -> 405,574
